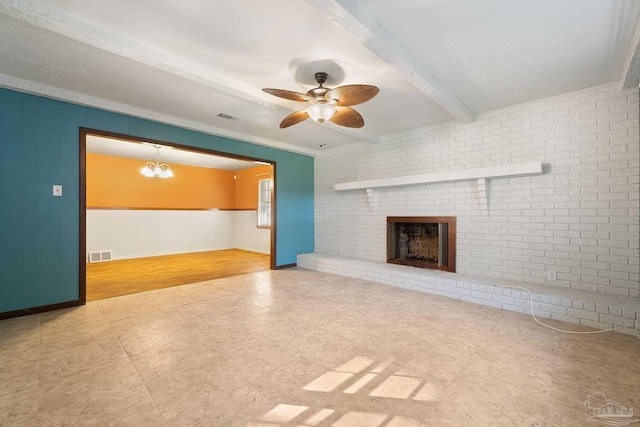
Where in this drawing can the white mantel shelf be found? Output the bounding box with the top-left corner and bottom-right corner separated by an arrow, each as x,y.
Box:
334,161 -> 544,212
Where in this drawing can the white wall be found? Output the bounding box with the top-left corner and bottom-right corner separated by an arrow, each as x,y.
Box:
87,209 -> 270,260
315,83 -> 639,297
234,210 -> 271,254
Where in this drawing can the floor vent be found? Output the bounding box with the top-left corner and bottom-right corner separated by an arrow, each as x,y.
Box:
89,251 -> 112,263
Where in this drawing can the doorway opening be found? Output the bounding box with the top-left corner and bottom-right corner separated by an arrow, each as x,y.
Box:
80,128 -> 276,302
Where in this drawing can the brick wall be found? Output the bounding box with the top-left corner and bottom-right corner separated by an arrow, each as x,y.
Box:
314,83 -> 640,297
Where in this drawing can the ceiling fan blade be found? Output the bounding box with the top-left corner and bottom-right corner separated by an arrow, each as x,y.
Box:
330,106 -> 365,128
280,109 -> 310,128
325,85 -> 379,106
263,88 -> 314,103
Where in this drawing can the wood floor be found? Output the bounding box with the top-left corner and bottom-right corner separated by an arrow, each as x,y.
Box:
86,249 -> 270,301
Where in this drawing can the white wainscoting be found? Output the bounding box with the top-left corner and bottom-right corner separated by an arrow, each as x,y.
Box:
86,209 -> 269,260
234,210 -> 271,254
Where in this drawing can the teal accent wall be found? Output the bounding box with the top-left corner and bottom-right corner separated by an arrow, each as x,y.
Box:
0,88 -> 314,313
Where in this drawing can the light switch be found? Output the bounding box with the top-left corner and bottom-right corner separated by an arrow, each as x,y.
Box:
53,185 -> 62,196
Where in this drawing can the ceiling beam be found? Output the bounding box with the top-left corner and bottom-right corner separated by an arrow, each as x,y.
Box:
304,0 -> 475,124
0,0 -> 273,106
622,8 -> 640,89
0,0 -> 381,144
0,73 -> 320,156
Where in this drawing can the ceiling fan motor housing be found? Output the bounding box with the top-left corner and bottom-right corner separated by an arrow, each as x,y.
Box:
308,72 -> 331,101
314,72 -> 329,85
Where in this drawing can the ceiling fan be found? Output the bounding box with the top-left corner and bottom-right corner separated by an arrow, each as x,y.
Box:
263,72 -> 379,129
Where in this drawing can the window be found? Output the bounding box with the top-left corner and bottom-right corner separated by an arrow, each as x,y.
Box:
257,178 -> 272,228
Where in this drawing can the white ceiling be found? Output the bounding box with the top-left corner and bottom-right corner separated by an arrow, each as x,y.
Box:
1,0 -> 639,156
86,135 -> 260,171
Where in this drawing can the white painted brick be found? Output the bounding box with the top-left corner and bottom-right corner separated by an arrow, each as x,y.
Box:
580,319 -> 616,330
314,84 -> 639,299
568,308 -> 599,322
599,314 -> 635,328
622,307 -> 637,320
540,303 -> 568,315
493,295 -> 516,305
608,306 -> 622,316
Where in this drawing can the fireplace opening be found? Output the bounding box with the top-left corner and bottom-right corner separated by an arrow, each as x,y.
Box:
387,216 -> 456,272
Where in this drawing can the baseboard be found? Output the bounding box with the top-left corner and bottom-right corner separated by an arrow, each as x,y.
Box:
274,263 -> 297,270
89,246 -> 238,262
0,300 -> 84,320
235,246 -> 271,255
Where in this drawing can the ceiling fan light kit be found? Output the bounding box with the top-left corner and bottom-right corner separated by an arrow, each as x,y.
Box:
263,72 -> 379,129
307,103 -> 336,123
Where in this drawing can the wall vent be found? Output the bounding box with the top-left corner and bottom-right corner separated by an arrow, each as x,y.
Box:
88,251 -> 112,263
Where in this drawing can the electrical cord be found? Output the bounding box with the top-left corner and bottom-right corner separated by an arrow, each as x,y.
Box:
494,284 -> 640,340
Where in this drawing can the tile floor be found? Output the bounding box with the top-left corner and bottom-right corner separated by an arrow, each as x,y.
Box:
1,268 -> 639,426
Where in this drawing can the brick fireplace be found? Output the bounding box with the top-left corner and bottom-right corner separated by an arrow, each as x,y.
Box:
387,216 -> 456,272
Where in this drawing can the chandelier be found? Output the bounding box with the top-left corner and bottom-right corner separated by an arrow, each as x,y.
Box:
141,145 -> 173,178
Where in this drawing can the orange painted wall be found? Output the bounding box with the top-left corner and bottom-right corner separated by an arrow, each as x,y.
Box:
235,165 -> 272,210
87,153 -> 236,209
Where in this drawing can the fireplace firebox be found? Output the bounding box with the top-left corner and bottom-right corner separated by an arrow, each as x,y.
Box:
387,216 -> 456,272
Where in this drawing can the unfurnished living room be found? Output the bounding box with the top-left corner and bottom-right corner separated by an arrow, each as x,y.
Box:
1,1 -> 639,426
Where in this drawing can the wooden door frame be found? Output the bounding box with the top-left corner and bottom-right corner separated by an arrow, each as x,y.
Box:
79,127 -> 277,304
